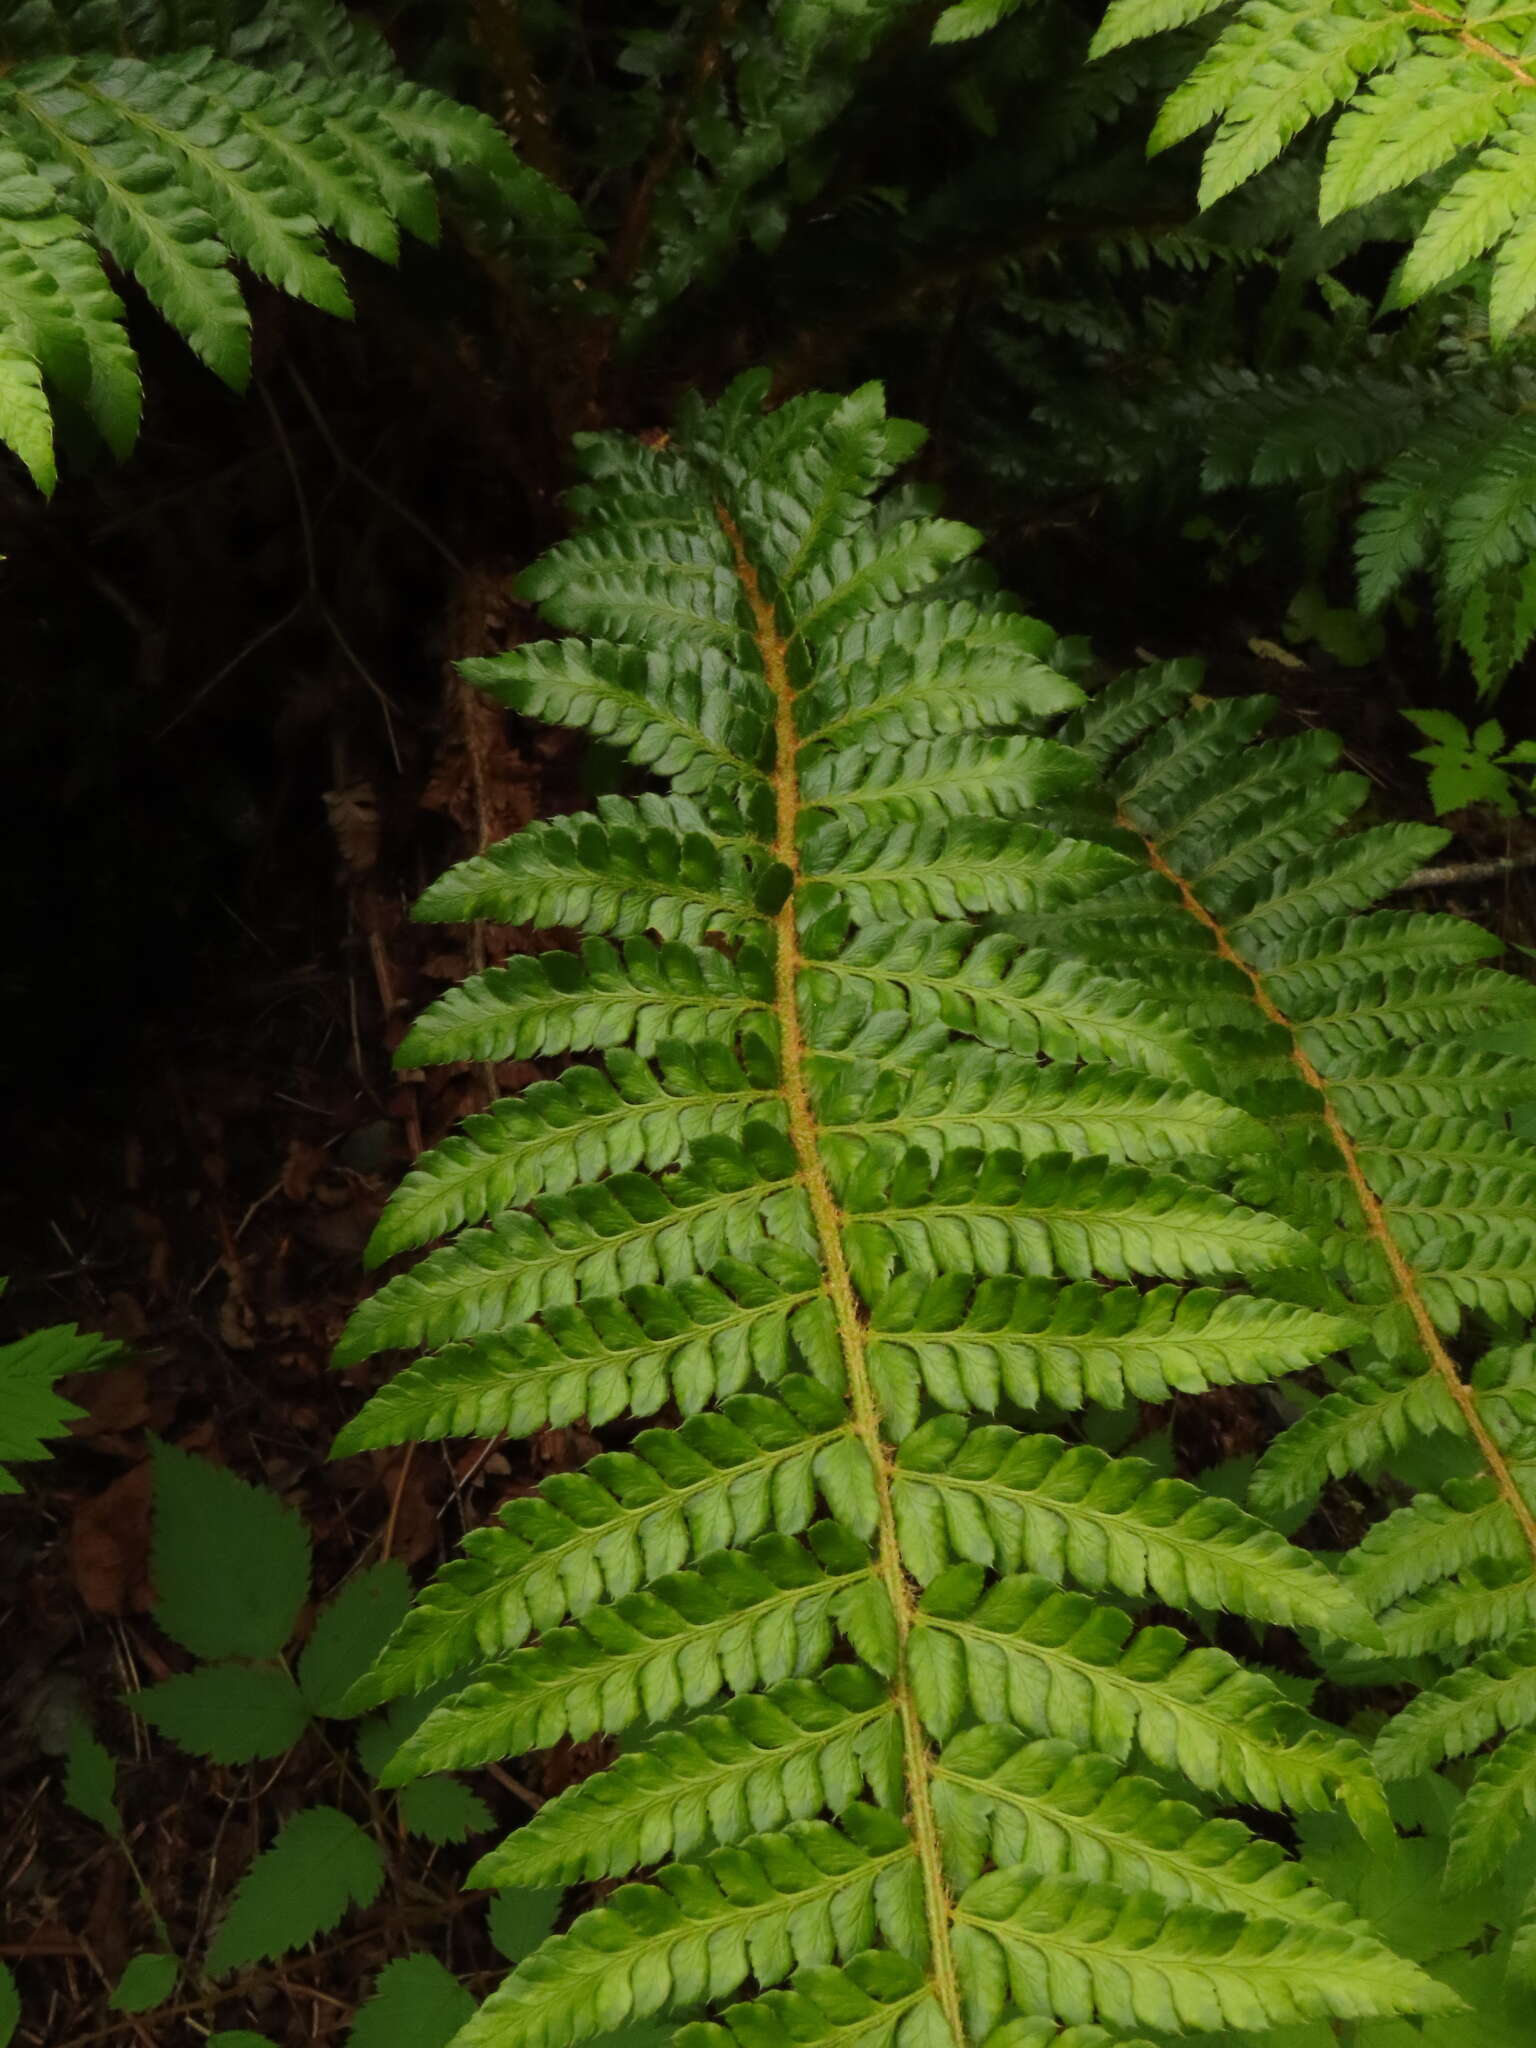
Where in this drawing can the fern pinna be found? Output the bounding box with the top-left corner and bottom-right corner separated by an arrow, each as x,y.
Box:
335,379 -> 1460,2048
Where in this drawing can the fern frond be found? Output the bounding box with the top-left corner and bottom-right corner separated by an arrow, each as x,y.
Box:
381,1524 -> 876,1780
1253,1359 -> 1458,1523
367,1041 -> 779,1266
0,3 -> 587,481
813,1052 -> 1266,1169
800,736 -> 1094,830
11,61 -> 253,384
796,604 -> 1083,752
807,927 -> 1204,1083
1056,661 -> 1197,765
460,641 -> 774,803
838,1148 -> 1309,1301
801,818 -> 1129,925
337,1126 -> 808,1365
338,385 -> 1440,2046
1340,1473 -> 1535,1611
1375,1634 -> 1536,1779
1324,51 -> 1517,214
0,334 -> 53,491
1324,1043 -> 1536,1126
673,1954 -> 945,2048
910,1565 -> 1371,1812
985,2023 -> 1153,2048
332,1250 -> 834,1452
1370,1569 -> 1536,1660
415,805 -> 781,943
0,148 -> 138,488
396,938 -> 775,1069
1089,0 -> 1536,344
1447,1725 -> 1536,1889
869,1278 -> 1356,1439
1063,665 -> 1536,1960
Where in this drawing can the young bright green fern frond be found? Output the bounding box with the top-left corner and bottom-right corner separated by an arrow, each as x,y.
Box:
0,0 -> 586,489
1046,661 -> 1536,1908
336,379 -> 1451,2047
1088,0 -> 1536,341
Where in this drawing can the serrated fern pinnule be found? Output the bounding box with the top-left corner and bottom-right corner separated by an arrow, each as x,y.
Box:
336,377 -> 1453,2047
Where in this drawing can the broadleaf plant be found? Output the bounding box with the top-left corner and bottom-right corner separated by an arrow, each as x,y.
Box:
334,377 -> 1501,2046
42,1433 -> 512,2036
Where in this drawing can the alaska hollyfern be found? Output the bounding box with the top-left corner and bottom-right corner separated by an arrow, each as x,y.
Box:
335,379 -> 1458,2048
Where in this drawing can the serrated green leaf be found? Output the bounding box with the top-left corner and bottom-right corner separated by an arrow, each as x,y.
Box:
206,1806 -> 384,1975
397,1774 -> 494,1844
150,1438 -> 311,1661
0,1316 -> 120,1489
63,1717 -> 120,1838
299,1562 -> 413,1718
131,1662 -> 310,1764
346,1954 -> 475,2048
0,338 -> 53,491
487,1887 -> 563,1962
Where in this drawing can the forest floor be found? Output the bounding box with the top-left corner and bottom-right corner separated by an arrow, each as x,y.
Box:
5,324 -> 1536,2044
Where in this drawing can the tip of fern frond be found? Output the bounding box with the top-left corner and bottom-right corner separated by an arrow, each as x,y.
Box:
463,1843 -> 513,1889
1331,1598 -> 1388,1658
330,1324 -> 375,1372
932,12 -> 986,43
1340,1776 -> 1397,1860
360,1221 -> 394,1272
373,1743 -> 423,1790
393,1025 -> 430,1069
335,1669 -> 391,1716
